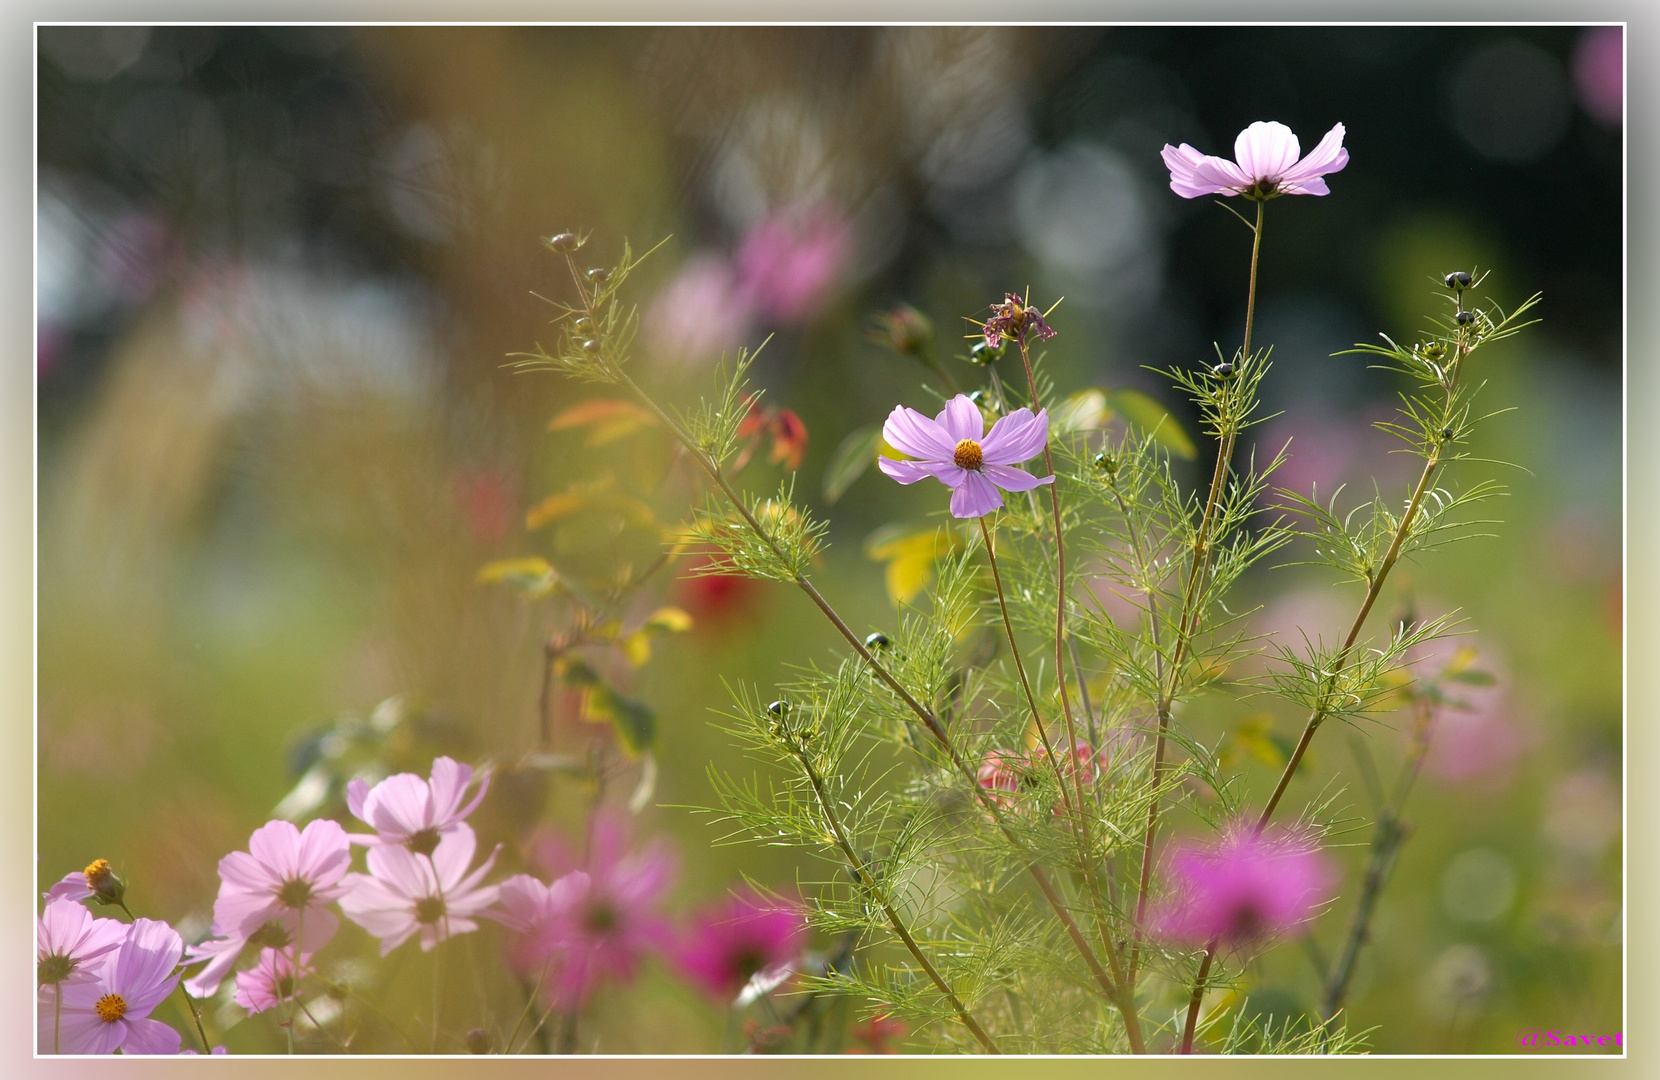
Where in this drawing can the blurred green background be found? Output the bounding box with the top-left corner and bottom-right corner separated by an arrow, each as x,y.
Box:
36,26 -> 1620,1053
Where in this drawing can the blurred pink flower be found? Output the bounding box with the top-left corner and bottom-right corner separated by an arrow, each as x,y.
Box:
644,254 -> 755,365
1162,121 -> 1349,199
1410,636 -> 1529,788
519,815 -> 675,1008
976,748 -> 1026,808
1573,27 -> 1623,126
49,918 -> 184,1055
733,206 -> 850,322
339,822 -> 501,956
37,898 -> 128,1025
879,395 -> 1053,518
184,818 -> 351,997
233,948 -> 305,1015
492,870 -> 588,982
347,756 -> 490,852
676,890 -> 808,1001
1151,827 -> 1334,948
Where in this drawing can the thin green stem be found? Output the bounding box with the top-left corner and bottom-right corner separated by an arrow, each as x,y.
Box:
177,981 -> 212,1053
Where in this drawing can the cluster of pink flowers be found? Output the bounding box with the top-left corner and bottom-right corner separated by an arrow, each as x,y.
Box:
497,815 -> 808,1010
42,755 -> 810,1053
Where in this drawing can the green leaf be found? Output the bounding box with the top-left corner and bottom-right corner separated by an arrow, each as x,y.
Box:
1106,388 -> 1196,459
584,684 -> 656,757
823,424 -> 883,503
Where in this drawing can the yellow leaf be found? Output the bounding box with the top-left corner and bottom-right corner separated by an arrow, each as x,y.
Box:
548,399 -> 658,446
865,524 -> 962,604
1222,714 -> 1288,770
525,475 -> 615,530
621,630 -> 652,667
641,606 -> 693,634
476,557 -> 560,599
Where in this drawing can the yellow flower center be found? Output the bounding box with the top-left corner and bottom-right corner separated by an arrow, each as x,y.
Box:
952,439 -> 984,471
95,993 -> 127,1023
84,859 -> 113,890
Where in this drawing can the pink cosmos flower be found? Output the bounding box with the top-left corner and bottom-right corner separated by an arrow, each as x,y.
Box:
38,897 -> 130,1051
733,206 -> 850,323
346,756 -> 491,852
1162,121 -> 1349,199
644,254 -> 756,365
233,948 -> 305,1015
184,818 -> 352,997
49,918 -> 184,1055
878,395 -> 1054,518
976,748 -> 1026,808
492,870 -> 590,983
520,815 -> 675,1008
1151,827 -> 1334,948
339,822 -> 501,955
676,890 -> 809,1001
44,873 -> 93,905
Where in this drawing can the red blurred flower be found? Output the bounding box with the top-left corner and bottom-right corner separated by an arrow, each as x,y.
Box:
847,1013 -> 906,1054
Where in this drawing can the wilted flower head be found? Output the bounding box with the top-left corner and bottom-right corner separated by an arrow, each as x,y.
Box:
37,897 -> 126,989
980,292 -> 1056,350
339,822 -> 501,955
735,394 -> 810,472
48,918 -> 184,1055
1162,121 -> 1349,199
879,395 -> 1053,518
676,890 -> 808,1001
1151,827 -> 1335,948
184,818 -> 351,997
346,756 -> 491,853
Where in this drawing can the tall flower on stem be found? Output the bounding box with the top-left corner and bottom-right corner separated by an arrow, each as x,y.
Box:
50,918 -> 185,1055
233,948 -> 307,1016
38,898 -> 129,1054
1162,121 -> 1349,200
184,818 -> 352,997
878,395 -> 1052,518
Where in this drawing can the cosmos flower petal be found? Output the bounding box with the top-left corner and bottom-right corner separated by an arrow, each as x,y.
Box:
44,872 -> 93,904
246,821 -> 302,882
880,405 -> 955,460
293,819 -> 351,885
978,407 -> 1049,465
877,457 -> 958,485
120,1017 -> 183,1055
1235,121 -> 1301,181
935,396 -> 985,442
950,471 -> 1004,518
981,464 -> 1054,492
1279,123 -> 1348,186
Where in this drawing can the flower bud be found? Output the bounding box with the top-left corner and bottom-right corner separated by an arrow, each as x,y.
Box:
864,632 -> 890,650
585,267 -> 611,285
967,340 -> 1003,366
1455,310 -> 1475,326
873,304 -> 934,356
82,859 -> 125,907
1093,451 -> 1115,472
546,233 -> 582,253
571,316 -> 593,334
581,339 -> 601,353
465,1028 -> 491,1054
767,700 -> 790,718
1441,426 -> 1454,439
1444,271 -> 1472,290
1212,361 -> 1235,377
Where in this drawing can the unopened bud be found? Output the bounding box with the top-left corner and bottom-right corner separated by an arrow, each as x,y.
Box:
465,1028 -> 491,1054
83,859 -> 125,907
875,304 -> 933,356
1444,271 -> 1472,290
1454,310 -> 1475,326
967,340 -> 1002,366
864,632 -> 890,650
1093,451 -> 1115,472
585,267 -> 611,285
581,339 -> 601,353
1441,426 -> 1454,439
1212,361 -> 1235,377
767,700 -> 790,718
546,233 -> 582,254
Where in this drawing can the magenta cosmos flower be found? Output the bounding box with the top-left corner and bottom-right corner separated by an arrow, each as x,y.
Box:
184,818 -> 351,997
49,918 -> 184,1055
339,821 -> 500,955
1162,121 -> 1349,199
879,395 -> 1053,518
676,890 -> 809,1001
347,755 -> 490,852
1151,827 -> 1335,948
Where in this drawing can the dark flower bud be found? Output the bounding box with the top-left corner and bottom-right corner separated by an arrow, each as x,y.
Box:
571,315 -> 593,334
864,632 -> 890,649
1441,426 -> 1454,439
581,339 -> 601,353
1093,451 -> 1114,472
1444,271 -> 1472,290
1454,311 -> 1475,326
1422,341 -> 1447,361
1212,361 -> 1235,377
968,340 -> 1003,366
767,700 -> 790,717
465,1029 -> 491,1054
585,267 -> 611,285
546,233 -> 582,253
